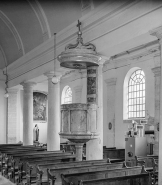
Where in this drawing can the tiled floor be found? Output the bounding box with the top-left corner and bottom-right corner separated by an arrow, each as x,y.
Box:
0,175 -> 15,185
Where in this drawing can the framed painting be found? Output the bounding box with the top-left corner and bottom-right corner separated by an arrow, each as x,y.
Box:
33,91 -> 47,122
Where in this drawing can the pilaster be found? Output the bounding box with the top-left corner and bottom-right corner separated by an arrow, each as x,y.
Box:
104,78 -> 117,148
150,25 -> 162,185
152,67 -> 161,155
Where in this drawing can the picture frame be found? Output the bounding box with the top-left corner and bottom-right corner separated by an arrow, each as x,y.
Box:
33,91 -> 47,122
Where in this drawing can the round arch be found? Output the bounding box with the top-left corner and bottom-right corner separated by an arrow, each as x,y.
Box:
61,85 -> 72,104
123,67 -> 146,119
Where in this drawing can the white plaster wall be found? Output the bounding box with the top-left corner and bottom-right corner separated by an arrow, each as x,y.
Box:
103,57 -> 155,149
0,80 -> 6,144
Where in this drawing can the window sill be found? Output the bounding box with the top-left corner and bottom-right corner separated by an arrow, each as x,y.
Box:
123,119 -> 147,124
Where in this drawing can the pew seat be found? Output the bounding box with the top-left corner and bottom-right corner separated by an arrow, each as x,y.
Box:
79,173 -> 150,185
60,166 -> 147,185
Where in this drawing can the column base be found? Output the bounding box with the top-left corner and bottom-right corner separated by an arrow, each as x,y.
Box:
75,143 -> 84,161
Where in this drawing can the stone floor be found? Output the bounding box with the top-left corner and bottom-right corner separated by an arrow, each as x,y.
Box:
0,174 -> 15,185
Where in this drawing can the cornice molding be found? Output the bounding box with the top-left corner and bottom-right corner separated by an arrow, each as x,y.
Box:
61,69 -> 87,84
28,0 -> 51,41
150,25 -> 162,40
0,11 -> 24,56
152,67 -> 161,77
5,0 -> 162,87
103,40 -> 160,71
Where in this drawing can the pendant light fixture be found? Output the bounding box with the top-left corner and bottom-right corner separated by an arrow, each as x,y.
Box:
3,65 -> 9,98
52,33 -> 59,84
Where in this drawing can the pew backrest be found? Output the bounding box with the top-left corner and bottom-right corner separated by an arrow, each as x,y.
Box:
79,173 -> 150,185
61,166 -> 145,185
47,162 -> 127,184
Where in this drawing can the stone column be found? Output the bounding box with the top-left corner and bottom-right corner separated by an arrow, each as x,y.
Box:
150,25 -> 162,185
75,143 -> 84,161
45,72 -> 61,151
21,82 -> 36,145
152,66 -> 161,155
8,89 -> 18,144
104,78 -> 117,147
86,60 -> 105,160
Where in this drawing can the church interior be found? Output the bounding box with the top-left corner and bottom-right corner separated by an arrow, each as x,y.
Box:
0,0 -> 162,184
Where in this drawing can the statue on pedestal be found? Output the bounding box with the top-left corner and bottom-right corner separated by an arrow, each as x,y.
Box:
33,124 -> 39,141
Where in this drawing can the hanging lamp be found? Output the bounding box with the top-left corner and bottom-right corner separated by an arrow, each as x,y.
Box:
3,65 -> 9,98
52,33 -> 59,84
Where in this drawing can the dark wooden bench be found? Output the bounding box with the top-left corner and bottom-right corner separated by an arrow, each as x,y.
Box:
135,155 -> 158,172
78,173 -> 150,185
46,161 -> 127,185
151,158 -> 158,185
16,153 -> 76,184
1,150 -> 66,177
103,148 -> 125,159
35,158 -> 112,184
60,165 -> 147,185
3,151 -> 74,183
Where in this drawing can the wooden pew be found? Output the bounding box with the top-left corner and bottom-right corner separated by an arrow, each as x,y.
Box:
7,154 -> 76,184
135,155 -> 158,172
60,165 -> 147,185
3,151 -> 74,183
103,148 -> 125,159
35,158 -> 112,184
46,161 -> 127,185
1,150 -> 64,177
78,173 -> 150,185
16,152 -> 76,184
151,158 -> 158,185
0,144 -> 22,147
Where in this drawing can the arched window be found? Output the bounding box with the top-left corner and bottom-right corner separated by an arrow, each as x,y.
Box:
61,86 -> 72,104
128,69 -> 145,118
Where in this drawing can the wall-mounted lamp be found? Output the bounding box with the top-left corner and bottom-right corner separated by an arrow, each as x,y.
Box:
3,65 -> 9,98
52,33 -> 59,84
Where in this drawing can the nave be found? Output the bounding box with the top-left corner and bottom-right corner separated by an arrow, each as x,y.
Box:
0,0 -> 162,185
0,143 -> 156,185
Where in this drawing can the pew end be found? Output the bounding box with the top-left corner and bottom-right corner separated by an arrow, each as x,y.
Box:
47,168 -> 56,185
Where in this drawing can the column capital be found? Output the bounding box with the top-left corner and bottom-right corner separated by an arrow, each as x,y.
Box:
152,67 -> 161,77
98,55 -> 110,66
153,54 -> 161,67
105,78 -> 117,86
20,81 -> 36,89
44,71 -> 54,79
150,25 -> 162,40
44,71 -> 62,82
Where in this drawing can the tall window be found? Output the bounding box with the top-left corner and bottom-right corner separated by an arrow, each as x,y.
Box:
128,69 -> 145,118
63,86 -> 72,104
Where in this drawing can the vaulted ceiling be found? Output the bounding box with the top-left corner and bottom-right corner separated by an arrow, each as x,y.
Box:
0,0 -> 85,69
